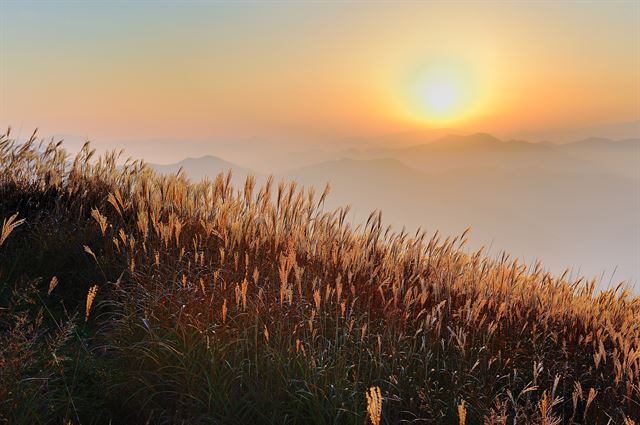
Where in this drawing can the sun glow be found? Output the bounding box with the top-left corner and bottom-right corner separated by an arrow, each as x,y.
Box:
394,59 -> 484,126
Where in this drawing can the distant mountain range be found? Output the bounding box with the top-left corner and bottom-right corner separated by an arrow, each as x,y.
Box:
332,133 -> 639,179
149,133 -> 639,179
148,155 -> 256,186
148,132 -> 639,286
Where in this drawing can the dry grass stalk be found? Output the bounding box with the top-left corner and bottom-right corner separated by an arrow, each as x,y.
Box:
0,213 -> 24,246
366,386 -> 382,425
47,276 -> 59,296
85,285 -> 98,322
458,400 -> 467,425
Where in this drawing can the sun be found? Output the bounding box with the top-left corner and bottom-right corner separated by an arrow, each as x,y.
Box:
397,60 -> 479,126
422,78 -> 463,118
415,67 -> 474,123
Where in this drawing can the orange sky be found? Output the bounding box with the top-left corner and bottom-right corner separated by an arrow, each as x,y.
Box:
1,1 -> 639,147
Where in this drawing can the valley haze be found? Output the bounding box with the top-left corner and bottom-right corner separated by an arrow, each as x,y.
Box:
134,130 -> 638,289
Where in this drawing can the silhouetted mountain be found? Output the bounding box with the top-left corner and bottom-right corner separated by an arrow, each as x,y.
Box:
285,157 -> 424,182
340,128 -> 466,150
340,133 -> 570,176
148,155 -> 255,184
338,133 -> 637,179
407,133 -> 552,152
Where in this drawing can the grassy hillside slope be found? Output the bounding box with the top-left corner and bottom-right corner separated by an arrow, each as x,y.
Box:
1,132 -> 638,424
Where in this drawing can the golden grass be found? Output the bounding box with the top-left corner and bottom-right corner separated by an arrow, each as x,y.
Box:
366,386 -> 382,425
1,129 -> 639,423
0,213 -> 24,246
458,400 -> 467,425
85,285 -> 98,322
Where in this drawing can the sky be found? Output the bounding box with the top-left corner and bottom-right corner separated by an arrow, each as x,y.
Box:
1,1 -> 639,154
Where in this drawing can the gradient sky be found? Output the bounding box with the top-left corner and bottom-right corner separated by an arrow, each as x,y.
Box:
1,1 -> 639,148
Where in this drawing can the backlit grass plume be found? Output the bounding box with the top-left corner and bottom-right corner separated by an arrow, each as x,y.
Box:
366,386 -> 382,425
0,212 -> 24,246
85,285 -> 98,322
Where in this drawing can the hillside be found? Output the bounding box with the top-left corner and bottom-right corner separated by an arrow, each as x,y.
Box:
1,133 -> 639,424
283,157 -> 640,285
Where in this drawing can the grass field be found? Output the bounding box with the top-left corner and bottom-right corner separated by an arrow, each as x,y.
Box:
1,130 -> 638,424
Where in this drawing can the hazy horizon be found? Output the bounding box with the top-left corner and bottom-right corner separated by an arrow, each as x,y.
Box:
4,119 -> 639,167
